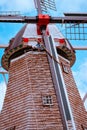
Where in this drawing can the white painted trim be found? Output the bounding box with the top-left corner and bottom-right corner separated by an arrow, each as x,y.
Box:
11,54 -> 26,62
58,54 -> 70,64
11,51 -> 45,62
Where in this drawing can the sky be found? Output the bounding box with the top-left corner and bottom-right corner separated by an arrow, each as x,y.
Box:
0,0 -> 87,111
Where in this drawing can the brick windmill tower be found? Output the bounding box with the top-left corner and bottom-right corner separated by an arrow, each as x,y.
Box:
0,0 -> 87,130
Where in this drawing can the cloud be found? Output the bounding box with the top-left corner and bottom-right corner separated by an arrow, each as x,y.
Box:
73,59 -> 87,96
54,0 -> 87,16
0,0 -> 87,16
0,0 -> 35,13
0,82 -> 6,112
72,59 -> 87,110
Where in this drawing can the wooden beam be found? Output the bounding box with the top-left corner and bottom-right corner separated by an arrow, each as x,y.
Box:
0,15 -> 87,23
0,71 -> 8,74
73,46 -> 87,50
0,44 -> 8,48
83,93 -> 87,103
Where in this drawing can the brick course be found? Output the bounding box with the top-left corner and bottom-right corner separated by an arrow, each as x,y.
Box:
0,51 -> 87,130
0,52 -> 64,130
60,56 -> 87,129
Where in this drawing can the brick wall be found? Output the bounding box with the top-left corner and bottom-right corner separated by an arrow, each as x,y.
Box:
0,52 -> 64,130
59,56 -> 87,129
0,51 -> 87,130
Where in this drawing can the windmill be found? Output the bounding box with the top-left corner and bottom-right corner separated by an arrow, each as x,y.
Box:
0,0 -> 87,130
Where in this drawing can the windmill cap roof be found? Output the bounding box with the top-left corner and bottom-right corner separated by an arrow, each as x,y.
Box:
1,24 -> 76,70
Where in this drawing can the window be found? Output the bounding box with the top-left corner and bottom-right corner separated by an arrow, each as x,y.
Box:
6,126 -> 16,130
62,64 -> 69,74
42,95 -> 53,106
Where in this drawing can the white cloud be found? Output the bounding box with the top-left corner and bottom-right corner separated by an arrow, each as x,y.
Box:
0,82 -> 6,112
72,59 -> 87,110
0,0 -> 87,16
0,0 -> 35,13
55,0 -> 87,16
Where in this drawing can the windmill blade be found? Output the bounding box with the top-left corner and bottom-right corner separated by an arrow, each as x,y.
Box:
34,0 -> 56,14
73,46 -> 87,50
0,15 -> 37,23
34,0 -> 38,9
0,44 -> 8,48
40,0 -> 56,12
0,14 -> 87,23
64,13 -> 87,17
51,16 -> 87,23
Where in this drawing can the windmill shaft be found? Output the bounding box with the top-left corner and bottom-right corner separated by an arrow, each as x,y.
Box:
0,15 -> 87,23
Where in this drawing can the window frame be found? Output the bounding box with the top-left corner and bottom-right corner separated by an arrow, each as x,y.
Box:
42,95 -> 53,106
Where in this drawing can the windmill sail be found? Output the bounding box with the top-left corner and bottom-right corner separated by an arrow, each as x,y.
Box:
40,0 -> 56,12
34,0 -> 56,13
64,22 -> 87,40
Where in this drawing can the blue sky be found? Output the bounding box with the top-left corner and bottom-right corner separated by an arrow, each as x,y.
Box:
0,0 -> 87,111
